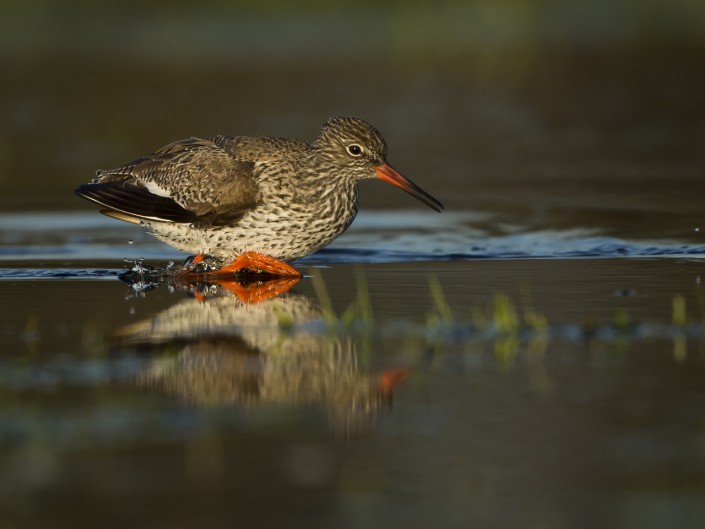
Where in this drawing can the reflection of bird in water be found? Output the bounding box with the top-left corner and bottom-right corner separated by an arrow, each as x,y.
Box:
113,280 -> 405,435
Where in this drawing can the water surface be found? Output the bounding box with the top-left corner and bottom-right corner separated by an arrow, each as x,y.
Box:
2,210 -> 705,528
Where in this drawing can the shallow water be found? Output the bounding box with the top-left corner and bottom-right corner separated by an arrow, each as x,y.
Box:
2,209 -> 705,528
3,211 -> 705,266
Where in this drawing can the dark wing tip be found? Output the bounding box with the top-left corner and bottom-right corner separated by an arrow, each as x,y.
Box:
75,183 -> 95,200
74,181 -> 196,223
75,183 -> 108,205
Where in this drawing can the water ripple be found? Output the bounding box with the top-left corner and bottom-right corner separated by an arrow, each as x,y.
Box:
0,268 -> 121,280
1,211 -> 704,266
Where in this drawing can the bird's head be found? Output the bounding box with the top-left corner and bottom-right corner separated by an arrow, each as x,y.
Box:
314,117 -> 444,212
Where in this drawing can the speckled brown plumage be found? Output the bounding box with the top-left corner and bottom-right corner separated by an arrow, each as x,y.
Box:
75,117 -> 444,262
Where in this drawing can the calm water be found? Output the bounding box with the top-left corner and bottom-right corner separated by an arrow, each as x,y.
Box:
2,2 -> 705,528
3,213 -> 705,528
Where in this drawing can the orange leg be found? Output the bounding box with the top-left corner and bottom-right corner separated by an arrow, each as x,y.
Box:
190,253 -> 207,266
179,253 -> 219,275
218,251 -> 301,277
179,252 -> 300,278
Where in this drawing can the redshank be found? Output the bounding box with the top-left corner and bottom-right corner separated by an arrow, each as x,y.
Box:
75,117 -> 444,276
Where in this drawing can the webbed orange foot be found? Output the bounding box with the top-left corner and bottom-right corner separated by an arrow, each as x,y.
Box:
178,252 -> 300,279
218,252 -> 301,278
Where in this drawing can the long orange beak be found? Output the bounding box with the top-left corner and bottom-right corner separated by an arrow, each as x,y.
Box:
374,163 -> 444,212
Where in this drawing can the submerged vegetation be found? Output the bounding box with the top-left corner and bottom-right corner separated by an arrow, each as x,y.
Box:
308,269 -> 695,332
285,269 -> 704,367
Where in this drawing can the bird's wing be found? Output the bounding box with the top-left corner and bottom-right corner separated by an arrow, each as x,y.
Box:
75,138 -> 260,226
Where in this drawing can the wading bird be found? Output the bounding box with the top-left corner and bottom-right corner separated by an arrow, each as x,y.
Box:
76,117 -> 444,276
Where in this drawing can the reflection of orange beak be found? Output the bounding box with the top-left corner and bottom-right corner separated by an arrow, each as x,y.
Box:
375,163 -> 444,212
378,368 -> 409,396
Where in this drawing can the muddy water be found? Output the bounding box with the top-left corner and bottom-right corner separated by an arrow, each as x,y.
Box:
2,234 -> 705,528
3,2 -> 705,528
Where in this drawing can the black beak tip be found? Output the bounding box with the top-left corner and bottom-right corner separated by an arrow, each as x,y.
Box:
422,195 -> 444,213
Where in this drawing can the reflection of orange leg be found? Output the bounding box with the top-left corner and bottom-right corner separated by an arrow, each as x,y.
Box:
218,252 -> 301,277
176,276 -> 299,304
191,290 -> 208,303
219,277 -> 300,304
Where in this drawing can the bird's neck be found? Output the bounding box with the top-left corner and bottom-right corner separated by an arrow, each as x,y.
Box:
288,166 -> 358,223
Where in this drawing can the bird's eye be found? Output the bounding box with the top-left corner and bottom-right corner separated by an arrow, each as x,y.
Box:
347,144 -> 363,156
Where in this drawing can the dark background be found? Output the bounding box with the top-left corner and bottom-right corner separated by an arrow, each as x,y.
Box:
2,0 -> 704,240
